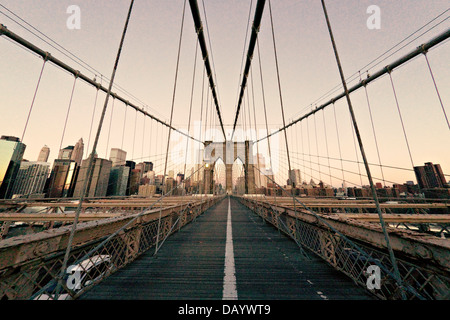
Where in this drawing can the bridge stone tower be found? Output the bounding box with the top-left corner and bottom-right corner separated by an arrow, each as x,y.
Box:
203,141 -> 255,195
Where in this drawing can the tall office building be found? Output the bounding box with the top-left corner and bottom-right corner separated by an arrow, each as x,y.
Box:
143,170 -> 156,185
71,138 -> 84,166
11,161 -> 50,198
254,154 -> 266,188
46,159 -> 78,198
110,148 -> 127,167
128,169 -> 141,195
264,168 -> 275,187
0,136 -> 26,199
125,161 -> 136,195
107,166 -> 130,196
37,145 -> 50,162
288,169 -> 302,187
58,146 -> 74,160
414,162 -> 447,189
136,162 -> 153,175
73,158 -> 112,198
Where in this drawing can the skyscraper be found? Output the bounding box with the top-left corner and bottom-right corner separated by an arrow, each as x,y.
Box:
46,159 -> 78,198
288,169 -> 302,187
0,136 -> 26,199
11,161 -> 50,198
71,138 -> 84,166
254,153 -> 266,188
107,166 -> 130,196
73,158 -> 112,198
109,148 -> 127,167
136,162 -> 153,174
37,145 -> 50,162
414,162 -> 447,189
58,146 -> 74,160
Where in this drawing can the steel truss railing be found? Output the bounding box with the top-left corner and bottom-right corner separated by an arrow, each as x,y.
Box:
238,196 -> 450,300
0,195 -> 224,300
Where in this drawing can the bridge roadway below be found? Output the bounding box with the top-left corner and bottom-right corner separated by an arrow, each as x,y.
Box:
81,197 -> 373,300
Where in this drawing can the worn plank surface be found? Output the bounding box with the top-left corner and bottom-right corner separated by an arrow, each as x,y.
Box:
81,197 -> 373,300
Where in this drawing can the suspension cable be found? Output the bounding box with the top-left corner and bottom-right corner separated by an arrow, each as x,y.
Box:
320,0 -> 406,299
105,97 -> 115,158
332,103 -> 346,185
189,0 -> 226,140
59,74 -> 78,152
423,52 -> 450,130
231,0 -> 267,140
388,71 -> 415,169
0,23 -> 202,145
321,110 -> 333,187
268,0 -> 293,187
362,75 -> 386,187
184,41 -> 199,178
132,109 -> 138,161
254,28 -> 450,144
313,113 -> 322,183
86,80 -> 101,153
55,0 -> 136,300
163,0 -> 187,187
121,102 -> 128,150
250,67 -> 262,188
21,58 -> 47,142
256,38 -> 273,170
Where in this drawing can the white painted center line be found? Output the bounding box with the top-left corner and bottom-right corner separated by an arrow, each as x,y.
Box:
223,197 -> 238,300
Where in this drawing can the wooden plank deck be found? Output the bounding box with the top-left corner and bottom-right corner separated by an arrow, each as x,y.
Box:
81,197 -> 373,300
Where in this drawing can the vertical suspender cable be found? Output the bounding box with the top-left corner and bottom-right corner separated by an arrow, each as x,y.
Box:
268,0 -> 293,185
256,39 -> 273,171
59,75 -> 78,152
157,0 -> 187,255
250,68 -> 262,188
313,113 -> 322,183
322,110 -> 333,188
163,0 -> 186,187
204,86 -> 210,141
132,109 -> 137,161
121,103 -> 128,150
246,88 -> 253,142
332,102 -> 346,186
148,117 -> 153,161
320,0 -> 406,299
55,0 -> 136,299
198,68 -> 205,194
105,97 -> 115,158
142,109 -> 146,161
86,83 -> 100,154
184,42 -> 199,178
362,78 -> 386,187
388,72 -> 416,169
349,116 -> 363,187
306,117 -> 313,182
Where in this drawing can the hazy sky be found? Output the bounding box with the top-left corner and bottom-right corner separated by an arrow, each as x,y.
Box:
0,0 -> 449,187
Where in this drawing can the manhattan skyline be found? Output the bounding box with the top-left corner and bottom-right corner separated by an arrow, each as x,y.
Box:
0,0 -> 449,188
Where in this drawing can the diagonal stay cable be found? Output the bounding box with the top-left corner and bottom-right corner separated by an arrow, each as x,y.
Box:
54,0 -> 136,300
320,0 -> 406,300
